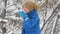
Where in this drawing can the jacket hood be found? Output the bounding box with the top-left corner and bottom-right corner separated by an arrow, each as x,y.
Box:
27,9 -> 37,18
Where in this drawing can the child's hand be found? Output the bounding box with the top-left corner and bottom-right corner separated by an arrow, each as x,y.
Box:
18,9 -> 28,20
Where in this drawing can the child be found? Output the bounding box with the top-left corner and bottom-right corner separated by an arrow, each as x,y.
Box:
18,1 -> 40,34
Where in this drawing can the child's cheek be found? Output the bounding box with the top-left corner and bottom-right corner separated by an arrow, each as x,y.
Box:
24,8 -> 29,13
22,7 -> 29,13
24,10 -> 29,13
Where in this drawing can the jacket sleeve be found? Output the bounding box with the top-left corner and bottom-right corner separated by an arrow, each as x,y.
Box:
23,12 -> 39,28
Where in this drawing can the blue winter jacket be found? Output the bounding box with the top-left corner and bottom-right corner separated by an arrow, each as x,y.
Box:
22,9 -> 40,34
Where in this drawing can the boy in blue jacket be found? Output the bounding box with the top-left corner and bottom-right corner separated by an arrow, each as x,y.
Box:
18,1 -> 40,34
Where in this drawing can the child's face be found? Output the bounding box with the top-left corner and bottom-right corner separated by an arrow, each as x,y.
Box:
23,6 -> 29,13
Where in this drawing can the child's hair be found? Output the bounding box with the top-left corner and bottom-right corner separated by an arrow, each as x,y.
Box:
22,1 -> 40,11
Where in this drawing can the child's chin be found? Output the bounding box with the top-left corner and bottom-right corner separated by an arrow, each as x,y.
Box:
25,12 -> 29,13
